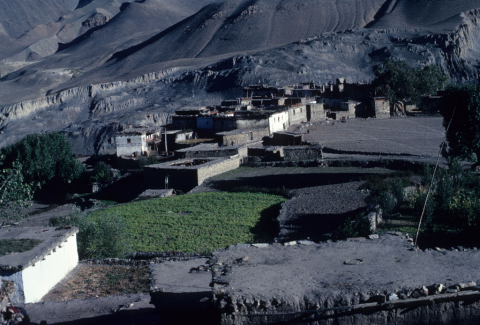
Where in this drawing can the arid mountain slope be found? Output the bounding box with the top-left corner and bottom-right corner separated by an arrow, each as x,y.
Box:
90,0 -> 388,77
0,0 -> 78,38
369,0 -> 480,30
0,0 -> 480,155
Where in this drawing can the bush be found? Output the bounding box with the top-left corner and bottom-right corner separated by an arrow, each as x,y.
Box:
91,161 -> 114,184
337,212 -> 372,239
379,191 -> 397,215
50,207 -> 130,259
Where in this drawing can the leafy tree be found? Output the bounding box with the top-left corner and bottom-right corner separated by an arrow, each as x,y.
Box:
372,59 -> 448,105
0,133 -> 84,186
439,84 -> 480,162
91,161 -> 114,184
0,156 -> 33,223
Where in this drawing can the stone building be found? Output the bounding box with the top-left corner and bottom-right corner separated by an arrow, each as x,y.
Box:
116,128 -> 160,157
216,128 -> 269,147
287,104 -> 308,126
144,156 -> 241,192
306,102 -> 325,122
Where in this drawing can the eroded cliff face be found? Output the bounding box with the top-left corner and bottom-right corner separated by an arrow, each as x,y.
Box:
1,4 -> 479,155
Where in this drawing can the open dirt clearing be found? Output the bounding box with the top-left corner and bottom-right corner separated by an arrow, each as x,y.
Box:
304,117 -> 445,157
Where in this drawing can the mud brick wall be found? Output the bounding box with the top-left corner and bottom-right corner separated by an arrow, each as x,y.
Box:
172,115 -> 197,130
283,145 -> 323,161
307,103 -> 325,122
197,157 -> 240,185
219,129 -> 268,147
288,105 -> 308,126
372,99 -> 390,119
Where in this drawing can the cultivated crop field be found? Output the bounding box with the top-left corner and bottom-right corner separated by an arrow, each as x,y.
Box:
90,192 -> 285,253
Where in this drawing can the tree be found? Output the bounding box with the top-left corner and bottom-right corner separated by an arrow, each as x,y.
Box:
372,59 -> 448,106
439,84 -> 480,162
0,156 -> 33,223
0,133 -> 84,186
91,161 -> 114,184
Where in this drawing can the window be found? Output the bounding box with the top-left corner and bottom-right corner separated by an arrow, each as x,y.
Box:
127,138 -> 131,143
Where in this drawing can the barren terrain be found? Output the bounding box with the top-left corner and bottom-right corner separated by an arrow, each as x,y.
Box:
0,1 -> 479,154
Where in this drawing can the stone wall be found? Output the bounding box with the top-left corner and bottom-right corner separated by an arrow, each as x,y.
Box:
218,128 -> 269,147
287,105 -> 308,126
268,132 -> 303,146
372,98 -> 390,119
307,103 -> 325,122
213,117 -> 237,132
144,157 -> 240,192
172,115 -> 197,130
196,157 -> 240,185
283,145 -> 323,161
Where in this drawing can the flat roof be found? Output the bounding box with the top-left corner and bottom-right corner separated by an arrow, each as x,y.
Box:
145,157 -> 235,170
212,235 -> 480,303
0,226 -> 78,272
216,128 -> 268,136
117,128 -> 157,136
176,143 -> 219,152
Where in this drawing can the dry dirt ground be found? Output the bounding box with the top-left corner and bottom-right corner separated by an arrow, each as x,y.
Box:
23,264 -> 158,325
303,117 -> 445,157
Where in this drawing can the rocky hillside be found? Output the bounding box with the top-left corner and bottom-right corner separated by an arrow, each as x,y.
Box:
0,0 -> 479,155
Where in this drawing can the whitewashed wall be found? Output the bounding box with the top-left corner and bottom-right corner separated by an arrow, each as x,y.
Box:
3,234 -> 79,304
116,134 -> 147,157
268,111 -> 288,133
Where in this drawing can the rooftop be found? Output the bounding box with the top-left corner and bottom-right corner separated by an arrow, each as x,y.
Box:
0,226 -> 78,272
212,235 -> 480,302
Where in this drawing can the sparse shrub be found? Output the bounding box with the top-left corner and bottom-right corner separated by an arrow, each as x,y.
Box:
414,192 -> 436,226
379,191 -> 397,215
50,207 -> 130,259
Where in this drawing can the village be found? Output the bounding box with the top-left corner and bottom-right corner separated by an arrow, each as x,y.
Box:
0,79 -> 477,325
114,79 -> 403,192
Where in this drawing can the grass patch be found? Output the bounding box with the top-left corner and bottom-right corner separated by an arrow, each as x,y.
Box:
44,265 -> 149,301
89,192 -> 286,254
0,239 -> 44,256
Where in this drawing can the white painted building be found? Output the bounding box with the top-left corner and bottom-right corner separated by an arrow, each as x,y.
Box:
268,110 -> 288,133
116,128 -> 160,157
0,227 -> 79,304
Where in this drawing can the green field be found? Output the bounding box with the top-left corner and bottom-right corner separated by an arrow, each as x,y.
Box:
90,192 -> 286,253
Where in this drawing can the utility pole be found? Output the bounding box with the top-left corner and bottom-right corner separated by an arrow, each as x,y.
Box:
164,127 -> 168,155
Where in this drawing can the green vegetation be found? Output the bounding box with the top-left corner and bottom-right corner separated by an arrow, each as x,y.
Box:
350,161 -> 480,246
0,238 -> 43,256
0,132 -> 84,186
51,192 -> 285,258
50,207 -> 129,260
0,156 -> 34,222
440,84 -> 480,162
91,161 -> 114,184
372,58 -> 448,106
